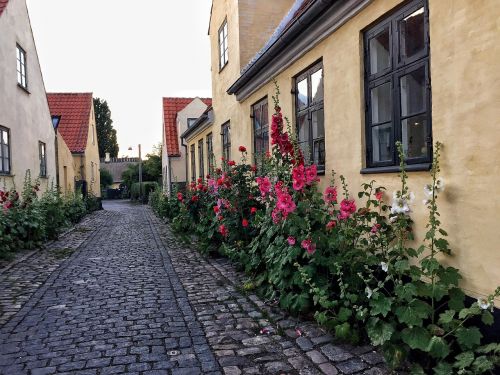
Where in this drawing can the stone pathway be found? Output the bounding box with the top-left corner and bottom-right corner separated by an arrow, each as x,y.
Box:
0,201 -> 388,375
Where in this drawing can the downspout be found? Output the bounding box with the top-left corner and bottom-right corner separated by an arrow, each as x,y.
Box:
54,130 -> 60,191
181,137 -> 188,190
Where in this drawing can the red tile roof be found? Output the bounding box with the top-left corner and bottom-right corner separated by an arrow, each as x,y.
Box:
163,97 -> 212,157
47,93 -> 93,153
0,0 -> 9,17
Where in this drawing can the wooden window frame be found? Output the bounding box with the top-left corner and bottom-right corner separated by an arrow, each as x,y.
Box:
16,44 -> 28,89
294,60 -> 325,174
0,126 -> 11,175
206,133 -> 214,176
218,19 -> 229,71
251,97 -> 269,169
190,144 -> 196,182
198,139 -> 204,179
221,121 -> 231,165
39,141 -> 47,178
363,0 -> 432,173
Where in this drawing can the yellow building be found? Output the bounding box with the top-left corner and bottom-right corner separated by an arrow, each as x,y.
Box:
47,93 -> 101,197
204,0 -> 500,303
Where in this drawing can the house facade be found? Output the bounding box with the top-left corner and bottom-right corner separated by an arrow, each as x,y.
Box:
202,0 -> 500,304
0,0 -> 58,192
47,93 -> 101,197
162,97 -> 212,192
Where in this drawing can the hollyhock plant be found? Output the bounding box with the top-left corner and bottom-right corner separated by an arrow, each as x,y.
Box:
177,192 -> 184,202
324,186 -> 338,204
287,236 -> 296,246
256,176 -> 272,197
326,220 -> 337,230
301,238 -> 316,255
338,199 -> 356,220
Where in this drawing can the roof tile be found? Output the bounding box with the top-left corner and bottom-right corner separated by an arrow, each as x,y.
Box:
0,0 -> 9,17
47,93 -> 93,153
163,97 -> 212,157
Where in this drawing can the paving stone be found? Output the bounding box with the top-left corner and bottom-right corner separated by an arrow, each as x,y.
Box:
336,358 -> 369,374
296,336 -> 314,351
306,350 -> 328,364
319,363 -> 339,375
321,344 -> 354,362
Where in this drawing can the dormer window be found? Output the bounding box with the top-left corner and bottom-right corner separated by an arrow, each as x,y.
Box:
187,118 -> 197,128
16,45 -> 27,89
218,19 -> 228,70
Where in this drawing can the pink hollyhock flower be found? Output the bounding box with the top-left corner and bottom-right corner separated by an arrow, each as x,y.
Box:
326,220 -> 337,230
287,236 -> 296,246
191,195 -> 199,203
375,191 -> 383,201
301,238 -> 316,255
219,224 -> 228,237
324,186 -> 338,204
305,165 -> 318,185
339,199 -> 356,220
177,192 -> 184,202
292,165 -> 306,191
256,176 -> 272,197
275,184 -> 296,218
242,219 -> 249,227
371,223 -> 381,233
271,208 -> 281,224
239,145 -> 247,152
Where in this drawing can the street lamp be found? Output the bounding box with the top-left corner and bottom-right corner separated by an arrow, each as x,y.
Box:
128,144 -> 142,202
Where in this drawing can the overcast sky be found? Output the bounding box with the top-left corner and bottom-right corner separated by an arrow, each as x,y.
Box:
27,0 -> 213,157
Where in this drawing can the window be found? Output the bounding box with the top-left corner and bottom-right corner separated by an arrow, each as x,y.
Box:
92,124 -> 95,145
187,118 -> 197,128
16,45 -> 27,89
39,142 -> 47,177
0,127 -> 10,175
295,61 -> 325,172
218,19 -> 228,70
91,161 -> 95,182
221,122 -> 231,163
364,0 -> 431,170
198,139 -> 204,179
206,133 -> 214,176
190,144 -> 196,181
252,97 -> 269,169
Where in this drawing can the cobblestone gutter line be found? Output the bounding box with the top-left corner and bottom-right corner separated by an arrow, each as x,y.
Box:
148,208 -> 389,375
0,211 -> 113,328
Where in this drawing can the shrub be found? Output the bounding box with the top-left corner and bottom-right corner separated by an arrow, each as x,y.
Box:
131,182 -> 159,203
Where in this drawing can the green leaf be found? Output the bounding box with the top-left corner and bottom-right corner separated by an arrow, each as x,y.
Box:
395,283 -> 417,302
426,336 -> 450,359
456,327 -> 482,350
366,318 -> 394,346
438,310 -> 455,325
453,351 -> 474,369
369,294 -> 392,317
448,287 -> 465,311
437,267 -> 461,286
396,300 -> 432,326
409,364 -> 425,375
401,326 -> 431,351
337,307 -> 352,322
394,259 -> 410,273
476,343 -> 500,354
472,356 -> 494,373
481,310 -> 494,326
433,362 -> 453,375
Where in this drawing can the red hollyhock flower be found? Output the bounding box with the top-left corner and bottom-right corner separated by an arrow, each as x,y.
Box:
375,191 -> 383,201
228,160 -> 236,166
197,178 -> 202,183
250,165 -> 257,172
242,219 -> 249,227
250,207 -> 257,214
177,192 -> 183,202
219,224 -> 228,237
191,195 -> 199,202
238,145 -> 247,152
213,206 -> 220,213
326,220 -> 337,230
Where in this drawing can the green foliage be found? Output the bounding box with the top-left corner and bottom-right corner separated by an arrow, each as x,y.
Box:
100,168 -> 113,188
131,182 -> 159,203
93,98 -> 119,158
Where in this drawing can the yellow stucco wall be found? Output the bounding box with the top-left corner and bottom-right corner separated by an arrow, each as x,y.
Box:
186,126 -> 215,183
209,0 -> 500,302
84,104 -> 101,197
57,135 -> 75,195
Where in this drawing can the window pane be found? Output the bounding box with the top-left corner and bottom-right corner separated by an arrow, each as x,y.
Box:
311,69 -> 323,102
371,82 -> 392,124
313,139 -> 325,166
297,78 -> 308,110
402,114 -> 427,159
399,7 -> 425,60
369,27 -> 390,74
400,66 -> 425,117
371,123 -> 392,162
2,144 -> 8,160
312,109 -> 324,140
2,130 -> 8,144
297,114 -> 309,143
253,107 -> 261,131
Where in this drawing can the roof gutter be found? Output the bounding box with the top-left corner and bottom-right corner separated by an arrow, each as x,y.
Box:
227,0 -> 335,95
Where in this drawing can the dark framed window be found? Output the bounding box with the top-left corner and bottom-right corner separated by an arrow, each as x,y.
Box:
221,122 -> 231,163
187,118 -> 197,128
198,139 -> 204,179
218,19 -> 228,70
0,126 -> 11,175
294,60 -> 325,173
190,144 -> 196,181
252,97 -> 269,169
206,133 -> 214,176
39,141 -> 47,177
364,0 -> 431,170
16,44 -> 27,89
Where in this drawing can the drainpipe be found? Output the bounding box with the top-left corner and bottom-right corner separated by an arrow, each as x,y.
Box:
181,137 -> 188,191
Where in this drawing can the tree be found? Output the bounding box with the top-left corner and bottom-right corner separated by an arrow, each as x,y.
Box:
100,168 -> 113,188
93,98 -> 119,158
121,143 -> 162,190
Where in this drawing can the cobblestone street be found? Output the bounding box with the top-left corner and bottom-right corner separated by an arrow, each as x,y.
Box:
0,201 -> 388,375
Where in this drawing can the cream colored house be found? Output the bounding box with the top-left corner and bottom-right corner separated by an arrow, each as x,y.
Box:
47,93 -> 101,197
205,0 -> 500,303
162,97 -> 212,192
0,0 -> 58,193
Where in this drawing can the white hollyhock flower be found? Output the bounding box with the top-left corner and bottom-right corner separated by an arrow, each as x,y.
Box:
424,184 -> 434,197
435,177 -> 445,193
380,262 -> 388,272
477,298 -> 491,310
391,197 -> 410,215
365,287 -> 373,299
423,199 -> 431,206
408,191 -> 415,203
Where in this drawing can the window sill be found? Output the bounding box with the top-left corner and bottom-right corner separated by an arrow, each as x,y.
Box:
39,175 -> 48,179
0,173 -> 14,177
360,163 -> 431,174
17,84 -> 30,95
